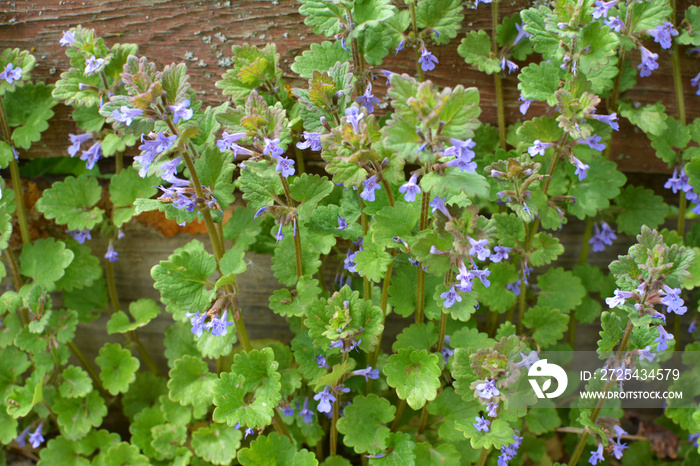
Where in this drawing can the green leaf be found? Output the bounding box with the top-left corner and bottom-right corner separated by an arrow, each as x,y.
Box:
299,0 -> 347,36
0,48 -> 35,96
291,41 -> 351,79
37,436 -> 91,466
472,262 -> 518,314
151,240 -> 216,317
567,157 -> 626,219
614,185 -> 670,235
100,442 -> 150,466
336,394 -> 395,454
96,343 -> 140,395
384,348 -> 441,410
578,21 -> 619,77
457,31 -> 501,75
212,348 -> 282,429
121,372 -> 167,420
35,174 -> 104,230
63,275 -> 108,324
223,206 -> 263,250
272,233 -> 323,286
53,391 -> 107,440
679,6 -> 700,46
150,424 -> 188,460
59,365 -> 93,399
524,398 -> 561,434
134,198 -> 198,226
523,305 -> 569,348
101,132 -> 138,157
3,82 -> 57,150
420,170 -> 490,199
369,202 -> 419,249
20,238 -> 74,286
55,239 -> 101,292
168,355 -> 218,412
631,0 -> 673,33
492,213 -> 525,248
0,141 -> 13,169
195,146 -> 237,209
650,116 -> 690,166
191,424 -> 242,466
521,6 -> 561,58
416,0 -> 463,45
414,442 -> 462,466
238,432 -> 318,466
517,61 -> 563,105
455,417 -> 516,450
392,322 -> 438,353
269,276 -> 322,318
109,167 -> 159,227
353,240 -> 393,283
290,174 -> 335,219
369,432 -> 416,465
529,232 -> 564,267
107,299 -> 160,334
536,267 -> 586,313
72,105 -> 104,133
618,102 -> 668,137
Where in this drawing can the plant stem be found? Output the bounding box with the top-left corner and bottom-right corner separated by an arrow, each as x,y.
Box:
409,2 -> 425,82
477,447 -> 489,466
390,399 -> 406,432
567,321 -> 634,466
132,332 -> 164,376
280,175 -> 304,278
357,191 -> 371,300
0,97 -> 30,245
4,248 -> 22,291
294,146 -> 306,175
67,341 -> 109,398
273,410 -> 291,438
115,151 -> 123,175
105,261 -> 121,314
415,192 -> 430,324
491,0 -> 506,149
330,397 -> 340,455
417,405 -> 429,435
670,0 -> 687,237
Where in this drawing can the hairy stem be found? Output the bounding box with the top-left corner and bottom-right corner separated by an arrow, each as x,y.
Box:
671,0 -> 687,237
273,410 -> 291,439
492,0 -> 506,149
280,174 -> 304,278
409,2 -> 425,82
67,341 -> 109,398
0,97 -> 30,245
294,146 -> 306,175
477,447 -> 489,466
390,399 -> 406,432
415,192 -> 430,324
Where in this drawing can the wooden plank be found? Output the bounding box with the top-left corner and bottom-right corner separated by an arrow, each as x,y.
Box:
0,0 -> 697,173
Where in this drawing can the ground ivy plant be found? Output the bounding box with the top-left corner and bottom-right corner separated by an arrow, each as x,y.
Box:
1,0 -> 700,464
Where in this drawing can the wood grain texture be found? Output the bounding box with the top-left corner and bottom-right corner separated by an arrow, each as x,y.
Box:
1,0 -> 698,173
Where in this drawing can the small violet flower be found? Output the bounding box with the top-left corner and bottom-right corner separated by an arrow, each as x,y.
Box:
314,386 -> 336,414
592,112 -> 619,131
589,221 -> 617,252
317,355 -> 329,369
60,30 -> 77,47
444,138 -> 477,173
104,242 -> 118,262
513,23 -> 531,45
605,289 -> 634,308
486,401 -> 498,418
638,345 -> 656,363
84,56 -> 105,76
638,46 -> 659,78
572,156 -> 590,181
112,106 -> 143,126
345,106 -> 364,133
491,246 -> 511,263
0,63 -> 22,84
612,439 -> 628,460
66,228 -> 92,244
429,196 -> 451,218
648,21 -> 678,50
418,48 -> 438,72
217,131 -> 252,157
517,350 -> 540,369
468,237 -> 491,261
68,133 -> 93,157
528,140 -> 553,157
275,157 -> 296,178
28,425 -> 44,449
577,134 -> 605,152
263,137 -> 285,158
589,443 -> 604,465
519,94 -> 532,115
352,366 -> 380,382
440,286 -> 462,308
299,398 -> 314,423
399,174 -> 421,202
15,427 -> 30,448
207,310 -> 234,337
473,416 -> 491,433
591,0 -> 618,19
605,16 -> 625,33
81,142 -> 102,170
360,175 -> 380,202
356,83 -> 381,113
655,325 -> 674,352
500,58 -> 519,74
337,215 -> 348,230
691,73 -> 700,96
476,379 -> 500,400
660,285 -> 686,315
296,131 -> 323,151
169,99 -> 193,123
282,406 -> 294,417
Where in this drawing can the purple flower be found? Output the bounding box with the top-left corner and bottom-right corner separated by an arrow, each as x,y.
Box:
281,406 -> 294,417
263,138 -> 285,158
499,433 -> 523,465
15,427 -> 30,447
456,262 -> 474,293
345,106 -> 364,133
486,401 -> 498,418
112,106 -> 143,126
60,30 -> 77,47
690,321 -> 697,333
418,48 -> 438,72
513,23 -> 531,46
592,112 -> 619,131
337,215 -> 348,230
605,16 -> 625,33
605,289 -> 633,308
473,416 -> 491,433
159,157 -> 182,183
468,237 -> 491,261
361,175 -> 380,202
429,196 -> 451,218
692,73 -> 700,96
528,140 -> 553,157
519,94 -> 532,115
275,223 -> 285,243
297,131 -> 323,151
68,133 -> 93,157
655,325 -> 673,352
344,250 -> 358,273
28,425 -> 44,449
664,169 -> 690,193
314,386 -> 336,414
356,83 -> 381,113
611,439 -> 628,460
253,206 -> 267,220
589,221 -> 617,252
660,285 -> 686,315
445,138 -> 478,173
638,46 -> 659,78
572,156 -> 590,181
217,132 -> 252,157
81,142 -> 102,170
476,379 -> 500,400
589,443 -> 604,465
275,157 -> 296,178
517,350 -> 540,369
381,70 -> 394,86
185,311 -> 208,337
440,286 -> 462,308
475,0 -> 493,7
0,63 -> 22,84
491,246 -> 511,263
352,366 -> 380,382
500,58 -> 519,74
169,99 -> 193,123
317,355 -> 329,369
155,132 -> 177,153
591,0 -> 618,19
577,134 -> 605,152
104,242 -> 118,262
84,56 -> 105,76
207,310 -> 234,337
394,39 -> 405,55
244,427 -> 255,438
399,174 -> 421,202
648,21 -> 678,50
689,434 -> 700,448
66,228 -> 92,244
471,267 -> 491,288
299,398 -> 314,423
638,345 -> 656,363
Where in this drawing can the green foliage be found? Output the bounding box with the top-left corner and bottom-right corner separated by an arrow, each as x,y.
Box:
19,238 -> 75,287
238,432 -> 318,465
95,343 -> 140,395
614,186 -> 670,235
383,348 -> 441,409
336,394 -> 395,454
35,174 -> 104,230
2,82 -> 57,149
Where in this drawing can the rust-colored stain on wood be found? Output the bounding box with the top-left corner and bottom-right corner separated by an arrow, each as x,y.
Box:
1,0 -> 698,174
